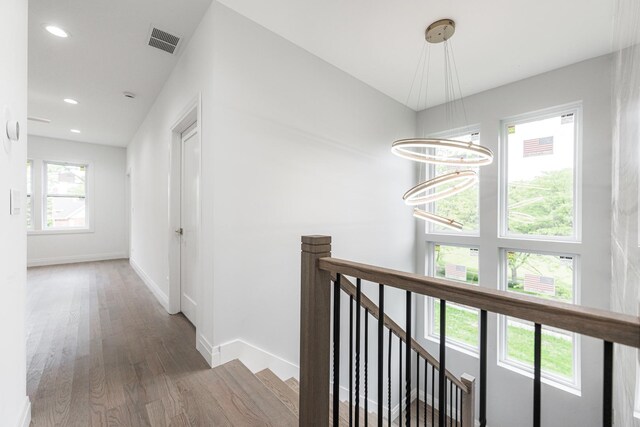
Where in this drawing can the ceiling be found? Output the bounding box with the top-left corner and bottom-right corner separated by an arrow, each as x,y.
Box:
217,0 -> 617,110
28,0 -> 212,147
29,0 -> 620,147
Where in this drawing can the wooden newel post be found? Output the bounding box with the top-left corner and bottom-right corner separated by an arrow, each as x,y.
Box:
461,374 -> 476,427
300,235 -> 332,426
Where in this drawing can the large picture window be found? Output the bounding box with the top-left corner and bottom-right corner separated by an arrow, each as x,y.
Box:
44,162 -> 88,229
427,244 -> 479,352
499,250 -> 579,386
501,107 -> 580,240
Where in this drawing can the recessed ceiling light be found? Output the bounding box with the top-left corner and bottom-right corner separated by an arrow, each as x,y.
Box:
45,25 -> 69,38
70,129 -> 81,134
63,98 -> 78,105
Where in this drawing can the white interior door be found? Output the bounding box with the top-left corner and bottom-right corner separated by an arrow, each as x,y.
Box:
180,123 -> 200,325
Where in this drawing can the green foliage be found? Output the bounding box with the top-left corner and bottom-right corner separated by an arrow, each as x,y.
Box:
507,323 -> 574,378
508,168 -> 573,236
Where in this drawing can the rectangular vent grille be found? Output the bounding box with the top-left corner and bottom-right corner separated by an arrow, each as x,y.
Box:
148,27 -> 181,54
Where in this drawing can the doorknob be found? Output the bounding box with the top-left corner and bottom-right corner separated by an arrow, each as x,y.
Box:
175,228 -> 183,235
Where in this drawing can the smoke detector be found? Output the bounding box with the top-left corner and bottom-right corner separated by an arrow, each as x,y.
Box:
147,26 -> 182,55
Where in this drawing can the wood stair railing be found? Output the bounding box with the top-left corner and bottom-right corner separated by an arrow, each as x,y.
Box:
335,273 -> 470,394
300,235 -> 640,427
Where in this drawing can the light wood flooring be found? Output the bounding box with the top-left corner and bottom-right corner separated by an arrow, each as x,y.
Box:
26,260 -> 298,426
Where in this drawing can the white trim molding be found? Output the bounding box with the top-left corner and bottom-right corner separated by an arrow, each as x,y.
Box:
211,339 -> 299,381
27,252 -> 127,267
17,397 -> 31,427
129,257 -> 170,312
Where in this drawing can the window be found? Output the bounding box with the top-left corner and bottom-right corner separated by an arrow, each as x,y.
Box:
428,130 -> 480,234
427,244 -> 479,352
44,162 -> 88,229
499,250 -> 579,387
26,160 -> 33,229
501,107 -> 579,240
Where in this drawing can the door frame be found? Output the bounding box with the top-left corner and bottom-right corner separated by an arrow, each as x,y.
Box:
168,94 -> 202,320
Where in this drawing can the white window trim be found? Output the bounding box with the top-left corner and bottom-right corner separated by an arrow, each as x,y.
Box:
425,124 -> 482,238
497,247 -> 582,393
27,159 -> 94,235
498,103 -> 583,243
425,241 -> 480,356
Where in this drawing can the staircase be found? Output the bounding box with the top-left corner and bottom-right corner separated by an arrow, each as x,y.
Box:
226,358 -> 440,426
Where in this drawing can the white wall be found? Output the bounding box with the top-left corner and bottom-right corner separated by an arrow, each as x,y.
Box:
0,0 -> 30,425
27,136 -> 128,267
415,55 -> 613,426
127,0 -> 415,380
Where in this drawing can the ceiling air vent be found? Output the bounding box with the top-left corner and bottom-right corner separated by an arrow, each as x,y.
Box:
148,26 -> 181,55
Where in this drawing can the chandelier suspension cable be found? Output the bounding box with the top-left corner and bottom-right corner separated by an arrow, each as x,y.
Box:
405,42 -> 428,110
447,37 -> 470,132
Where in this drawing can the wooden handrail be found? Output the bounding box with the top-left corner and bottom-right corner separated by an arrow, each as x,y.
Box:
335,273 -> 469,393
320,257 -> 640,348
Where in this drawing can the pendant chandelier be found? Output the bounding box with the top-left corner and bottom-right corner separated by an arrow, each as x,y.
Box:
391,19 -> 494,230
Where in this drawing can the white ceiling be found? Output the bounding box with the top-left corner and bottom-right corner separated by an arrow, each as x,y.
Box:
28,0 -> 212,147
217,0 -> 616,111
29,0 -> 620,147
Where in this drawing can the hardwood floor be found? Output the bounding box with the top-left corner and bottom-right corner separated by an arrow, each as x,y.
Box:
26,260 -> 297,426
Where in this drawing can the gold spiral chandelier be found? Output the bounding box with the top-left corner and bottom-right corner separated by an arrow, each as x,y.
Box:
392,19 -> 494,230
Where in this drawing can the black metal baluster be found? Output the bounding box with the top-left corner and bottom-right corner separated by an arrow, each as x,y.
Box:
365,309 -> 369,427
333,275 -> 341,427
406,291 -> 412,427
350,296 -> 354,427
603,341 -> 613,427
416,353 -> 420,424
533,323 -> 542,427
424,359 -> 427,427
439,300 -> 447,427
431,365 -> 435,427
399,335 -> 403,427
388,329 -> 392,427
479,310 -> 487,427
355,280 -> 362,427
378,285 -> 385,427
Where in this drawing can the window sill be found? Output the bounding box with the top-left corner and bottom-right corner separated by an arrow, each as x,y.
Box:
497,360 -> 581,396
425,334 -> 479,359
28,228 -> 94,236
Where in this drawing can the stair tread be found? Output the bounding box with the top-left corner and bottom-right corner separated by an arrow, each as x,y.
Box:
256,368 -> 299,417
284,377 -> 299,393
209,359 -> 298,426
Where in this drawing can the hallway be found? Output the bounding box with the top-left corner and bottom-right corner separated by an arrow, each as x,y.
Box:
26,260 -> 297,426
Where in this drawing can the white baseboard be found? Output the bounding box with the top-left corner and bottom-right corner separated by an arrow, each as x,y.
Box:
211,339 -> 299,381
27,252 -> 127,267
196,333 -> 215,368
129,257 -> 169,311
17,397 -> 31,427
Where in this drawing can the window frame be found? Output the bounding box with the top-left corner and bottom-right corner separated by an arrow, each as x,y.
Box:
497,247 -> 582,392
425,125 -> 482,237
43,160 -> 90,231
425,241 -> 480,356
27,159 -> 94,235
499,103 -> 583,242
